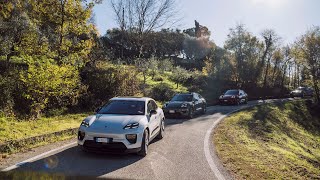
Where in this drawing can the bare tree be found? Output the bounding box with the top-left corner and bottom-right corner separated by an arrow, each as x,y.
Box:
110,0 -> 180,57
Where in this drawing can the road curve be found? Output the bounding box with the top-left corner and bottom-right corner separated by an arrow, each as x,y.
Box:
1,99 -> 292,179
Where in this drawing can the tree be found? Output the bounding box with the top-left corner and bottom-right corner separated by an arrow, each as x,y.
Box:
294,27 -> 320,103
170,66 -> 190,88
103,28 -> 184,62
183,21 -> 214,69
110,0 -> 180,58
20,56 -> 81,119
224,24 -> 262,87
260,29 -> 280,88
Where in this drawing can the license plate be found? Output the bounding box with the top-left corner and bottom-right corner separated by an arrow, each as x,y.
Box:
96,138 -> 110,143
169,110 -> 175,113
224,100 -> 228,102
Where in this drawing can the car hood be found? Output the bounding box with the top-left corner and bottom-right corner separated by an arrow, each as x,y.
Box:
86,114 -> 144,133
166,101 -> 191,108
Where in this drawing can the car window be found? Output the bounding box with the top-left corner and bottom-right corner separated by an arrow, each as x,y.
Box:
147,101 -> 153,113
225,90 -> 239,95
194,93 -> 200,100
151,100 -> 158,110
98,100 -> 145,115
171,94 -> 193,102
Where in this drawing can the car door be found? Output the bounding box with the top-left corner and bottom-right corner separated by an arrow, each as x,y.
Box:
147,100 -> 160,139
239,90 -> 245,103
198,94 -> 206,106
193,93 -> 202,112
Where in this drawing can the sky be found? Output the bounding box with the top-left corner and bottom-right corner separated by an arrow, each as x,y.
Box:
93,0 -> 320,47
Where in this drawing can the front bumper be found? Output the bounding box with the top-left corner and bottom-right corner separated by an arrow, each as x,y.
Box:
78,141 -> 141,154
219,98 -> 237,105
163,108 -> 189,117
77,128 -> 144,154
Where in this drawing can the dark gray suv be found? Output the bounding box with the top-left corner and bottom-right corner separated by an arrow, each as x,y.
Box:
163,92 -> 207,118
290,87 -> 314,98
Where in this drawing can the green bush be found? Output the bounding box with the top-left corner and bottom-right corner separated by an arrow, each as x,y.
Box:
148,83 -> 175,102
19,56 -> 82,119
80,63 -> 141,109
170,66 -> 190,88
0,64 -> 28,117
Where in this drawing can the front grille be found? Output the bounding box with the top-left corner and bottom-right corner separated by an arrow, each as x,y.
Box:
83,140 -> 127,153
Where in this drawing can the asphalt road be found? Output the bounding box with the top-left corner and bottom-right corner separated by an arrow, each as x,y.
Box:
1,99 -> 292,179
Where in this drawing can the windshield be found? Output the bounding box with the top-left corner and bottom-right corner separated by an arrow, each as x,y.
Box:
224,90 -> 239,95
171,94 -> 193,102
97,100 -> 145,115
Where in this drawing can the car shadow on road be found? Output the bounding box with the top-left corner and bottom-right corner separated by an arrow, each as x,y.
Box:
7,146 -> 143,179
164,104 -> 243,126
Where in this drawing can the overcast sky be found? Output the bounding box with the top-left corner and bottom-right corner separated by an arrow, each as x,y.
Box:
93,0 -> 320,47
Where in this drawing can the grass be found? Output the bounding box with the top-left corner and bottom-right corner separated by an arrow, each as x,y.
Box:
139,71 -> 189,93
213,100 -> 320,179
0,113 -> 88,143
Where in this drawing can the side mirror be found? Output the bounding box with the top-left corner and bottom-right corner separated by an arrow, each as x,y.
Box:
150,110 -> 157,116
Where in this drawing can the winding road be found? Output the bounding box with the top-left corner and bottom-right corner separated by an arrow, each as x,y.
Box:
1,99 -> 291,179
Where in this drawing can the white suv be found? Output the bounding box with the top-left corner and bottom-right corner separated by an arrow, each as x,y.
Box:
78,97 -> 165,156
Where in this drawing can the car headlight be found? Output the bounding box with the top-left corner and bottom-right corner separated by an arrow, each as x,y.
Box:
81,120 -> 90,127
231,95 -> 235,98
219,95 -> 223,99
162,103 -> 168,108
123,122 -> 139,129
181,103 -> 188,108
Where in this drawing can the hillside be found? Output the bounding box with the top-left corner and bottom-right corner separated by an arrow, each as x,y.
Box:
214,100 -> 320,179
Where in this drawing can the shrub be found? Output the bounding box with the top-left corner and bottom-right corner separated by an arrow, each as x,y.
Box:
170,66 -> 190,88
19,56 -> 82,119
80,63 -> 141,109
148,83 -> 175,102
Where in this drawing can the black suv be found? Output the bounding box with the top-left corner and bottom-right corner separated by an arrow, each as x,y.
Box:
163,92 -> 207,118
219,89 -> 248,105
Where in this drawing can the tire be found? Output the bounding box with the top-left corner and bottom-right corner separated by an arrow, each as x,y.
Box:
156,119 -> 165,139
138,130 -> 149,157
202,104 -> 207,114
188,107 -> 194,119
236,99 -> 240,106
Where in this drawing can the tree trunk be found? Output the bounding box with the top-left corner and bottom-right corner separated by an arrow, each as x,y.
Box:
263,55 -> 272,88
58,0 -> 65,64
311,68 -> 320,104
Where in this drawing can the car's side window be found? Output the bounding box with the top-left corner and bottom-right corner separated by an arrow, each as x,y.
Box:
194,94 -> 200,101
147,101 -> 153,113
151,100 -> 158,110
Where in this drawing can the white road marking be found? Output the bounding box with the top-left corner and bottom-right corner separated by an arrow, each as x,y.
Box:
1,142 -> 77,172
203,107 -> 248,180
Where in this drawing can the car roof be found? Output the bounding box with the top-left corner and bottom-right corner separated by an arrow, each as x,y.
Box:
175,92 -> 195,95
110,97 -> 152,102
